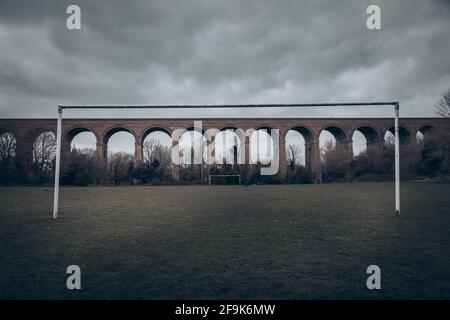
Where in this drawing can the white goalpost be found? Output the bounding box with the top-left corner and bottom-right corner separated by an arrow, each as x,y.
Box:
52,102 -> 401,219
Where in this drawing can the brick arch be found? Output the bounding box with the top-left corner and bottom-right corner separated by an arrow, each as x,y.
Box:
0,130 -> 17,157
0,128 -> 18,145
319,125 -> 347,142
212,126 -> 242,161
417,125 -> 437,140
184,126 -> 206,135
63,126 -> 99,147
25,127 -> 56,143
0,129 -> 20,162
252,125 -> 277,142
102,126 -> 137,145
352,125 -> 381,143
251,125 -> 277,164
220,125 -> 239,131
217,125 -> 245,141
287,125 -> 315,142
177,127 -> 208,150
252,125 -> 278,145
255,124 -> 274,131
140,126 -> 172,145
22,129 -> 58,168
0,129 -> 16,136
179,126 -> 209,147
385,126 -> 411,143
217,125 -> 243,141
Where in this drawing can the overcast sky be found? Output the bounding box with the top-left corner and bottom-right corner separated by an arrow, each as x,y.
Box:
0,0 -> 449,120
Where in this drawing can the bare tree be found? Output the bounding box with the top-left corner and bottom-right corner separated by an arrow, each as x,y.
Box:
144,138 -> 172,178
321,140 -> 351,181
143,138 -> 171,171
33,132 -> 56,172
143,138 -> 158,164
0,132 -> 17,184
435,89 -> 450,118
0,132 -> 16,164
286,144 -> 302,169
108,152 -> 134,185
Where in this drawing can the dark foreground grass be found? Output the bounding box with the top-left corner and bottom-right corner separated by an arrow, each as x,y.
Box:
1,183 -> 450,299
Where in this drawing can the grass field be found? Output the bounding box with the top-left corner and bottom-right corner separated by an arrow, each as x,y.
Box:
1,183 -> 450,299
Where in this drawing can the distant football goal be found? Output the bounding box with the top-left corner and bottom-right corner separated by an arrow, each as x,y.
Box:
209,174 -> 242,185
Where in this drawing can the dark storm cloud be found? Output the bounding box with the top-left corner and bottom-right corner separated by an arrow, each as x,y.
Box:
0,0 -> 449,118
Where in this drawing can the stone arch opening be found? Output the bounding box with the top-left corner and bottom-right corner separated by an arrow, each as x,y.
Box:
183,126 -> 206,136
0,131 -> 17,184
386,126 -> 410,144
321,126 -> 347,142
179,128 -> 207,164
103,127 -> 136,158
101,128 -> 136,186
0,131 -> 17,162
356,126 -> 380,143
33,131 -> 56,174
416,125 -> 437,142
141,127 -> 171,145
215,126 -> 242,165
319,126 -> 347,154
250,126 -> 274,165
103,127 -> 132,145
352,126 -> 380,156
26,127 -> 55,143
142,127 -> 172,166
319,125 -> 348,157
178,127 -> 207,182
320,125 -> 352,181
285,126 -> 314,167
65,127 -> 97,153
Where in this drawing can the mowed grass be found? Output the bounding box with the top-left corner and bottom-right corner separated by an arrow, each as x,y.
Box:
1,183 -> 450,299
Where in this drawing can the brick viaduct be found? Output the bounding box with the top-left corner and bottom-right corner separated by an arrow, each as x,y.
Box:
0,117 -> 448,183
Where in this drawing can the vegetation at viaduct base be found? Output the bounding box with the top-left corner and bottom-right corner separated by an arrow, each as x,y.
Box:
1,128 -> 449,186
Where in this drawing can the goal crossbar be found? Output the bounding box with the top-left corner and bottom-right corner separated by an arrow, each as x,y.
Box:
53,102 -> 400,218
58,102 -> 398,110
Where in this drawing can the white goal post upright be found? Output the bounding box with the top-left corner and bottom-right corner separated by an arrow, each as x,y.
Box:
52,102 -> 401,219
53,106 -> 62,219
394,102 -> 400,216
